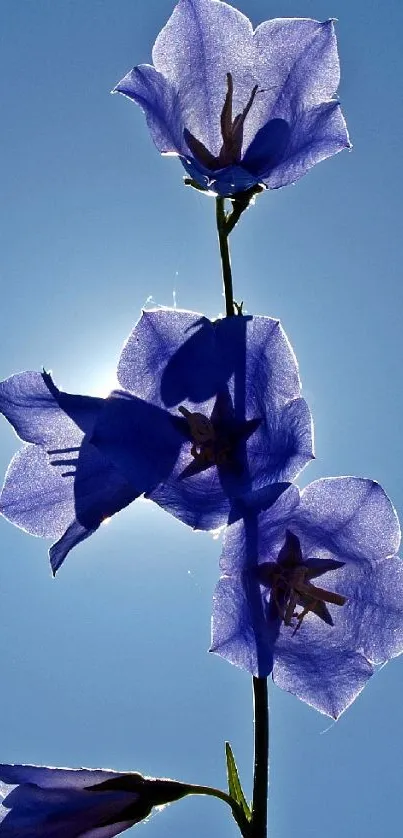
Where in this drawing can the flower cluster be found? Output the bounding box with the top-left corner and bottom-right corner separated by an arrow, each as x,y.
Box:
1,301 -> 402,718
0,1 -> 402,834
1,0 -> 401,733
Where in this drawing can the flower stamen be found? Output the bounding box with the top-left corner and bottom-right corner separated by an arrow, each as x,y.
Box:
178,405 -> 231,466
258,534 -> 347,634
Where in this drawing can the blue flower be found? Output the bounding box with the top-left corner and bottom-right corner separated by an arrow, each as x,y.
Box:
91,308 -> 314,530
0,764 -> 189,837
0,309 -> 313,571
211,477 -> 403,718
114,0 -> 350,197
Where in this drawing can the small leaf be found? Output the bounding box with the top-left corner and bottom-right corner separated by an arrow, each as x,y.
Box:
225,742 -> 252,822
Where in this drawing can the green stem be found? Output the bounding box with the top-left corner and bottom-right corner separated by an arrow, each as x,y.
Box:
251,677 -> 269,838
216,196 -> 235,317
185,782 -> 250,836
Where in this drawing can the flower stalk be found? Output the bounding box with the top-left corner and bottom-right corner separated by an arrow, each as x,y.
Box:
251,677 -> 269,838
216,196 -> 235,317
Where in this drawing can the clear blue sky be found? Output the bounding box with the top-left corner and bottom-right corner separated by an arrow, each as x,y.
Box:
0,1 -> 402,835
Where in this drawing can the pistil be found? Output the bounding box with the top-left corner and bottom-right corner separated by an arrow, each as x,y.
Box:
184,72 -> 260,171
178,405 -> 230,466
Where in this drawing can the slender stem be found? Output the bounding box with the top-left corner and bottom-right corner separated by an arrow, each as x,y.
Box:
216,196 -> 235,317
186,783 -> 250,836
251,677 -> 269,838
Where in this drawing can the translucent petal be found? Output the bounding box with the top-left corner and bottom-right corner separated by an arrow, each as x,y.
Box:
114,64 -> 185,155
243,18 -> 341,149
258,102 -> 350,189
0,371 -> 102,446
272,643 -> 372,719
152,0 -> 254,156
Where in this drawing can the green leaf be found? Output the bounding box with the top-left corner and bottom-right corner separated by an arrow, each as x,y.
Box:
225,742 -> 252,822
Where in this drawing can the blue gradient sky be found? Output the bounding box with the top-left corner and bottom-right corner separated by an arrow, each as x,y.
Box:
1,1 -> 402,835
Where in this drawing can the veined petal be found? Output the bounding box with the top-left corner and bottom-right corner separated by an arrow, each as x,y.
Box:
245,396 -> 314,489
1,444 -> 78,539
114,64 -> 186,155
118,309 -> 303,409
152,0 -> 255,157
335,557 -> 403,665
1,438 -> 138,574
297,477 -> 401,565
272,643 -> 373,719
257,101 -> 350,189
220,484 -> 301,574
148,457 -> 228,531
117,309 -> 215,405
0,371 -> 102,446
211,574 -> 277,677
244,18 -> 341,149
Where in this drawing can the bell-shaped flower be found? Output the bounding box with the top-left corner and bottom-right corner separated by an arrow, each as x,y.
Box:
211,477 -> 403,718
0,309 -> 313,571
114,0 -> 350,196
0,764 -> 190,837
91,308 -> 313,530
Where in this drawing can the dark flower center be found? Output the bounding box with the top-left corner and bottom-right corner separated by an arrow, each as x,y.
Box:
257,531 -> 347,635
184,72 -> 259,171
178,405 -> 232,466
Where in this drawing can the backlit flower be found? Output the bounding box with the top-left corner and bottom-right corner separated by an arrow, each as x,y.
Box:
92,308 -> 313,530
211,477 -> 403,717
114,0 -> 350,196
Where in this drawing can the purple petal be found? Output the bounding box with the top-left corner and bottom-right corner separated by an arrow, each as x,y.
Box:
242,118 -> 290,175
211,574 -> 276,677
297,477 -> 401,565
0,765 -> 122,790
220,484 -> 300,574
335,557 -> 403,665
118,310 -> 302,409
272,643 -> 373,718
152,0 -> 254,157
1,439 -> 138,574
90,392 -> 183,494
49,520 -> 96,575
246,397 -> 314,488
0,766 -> 142,838
1,445 -> 80,539
114,64 -> 185,155
0,372 -> 102,446
117,309 -> 213,404
260,102 -> 350,189
244,18 -> 342,149
147,456 -> 229,530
